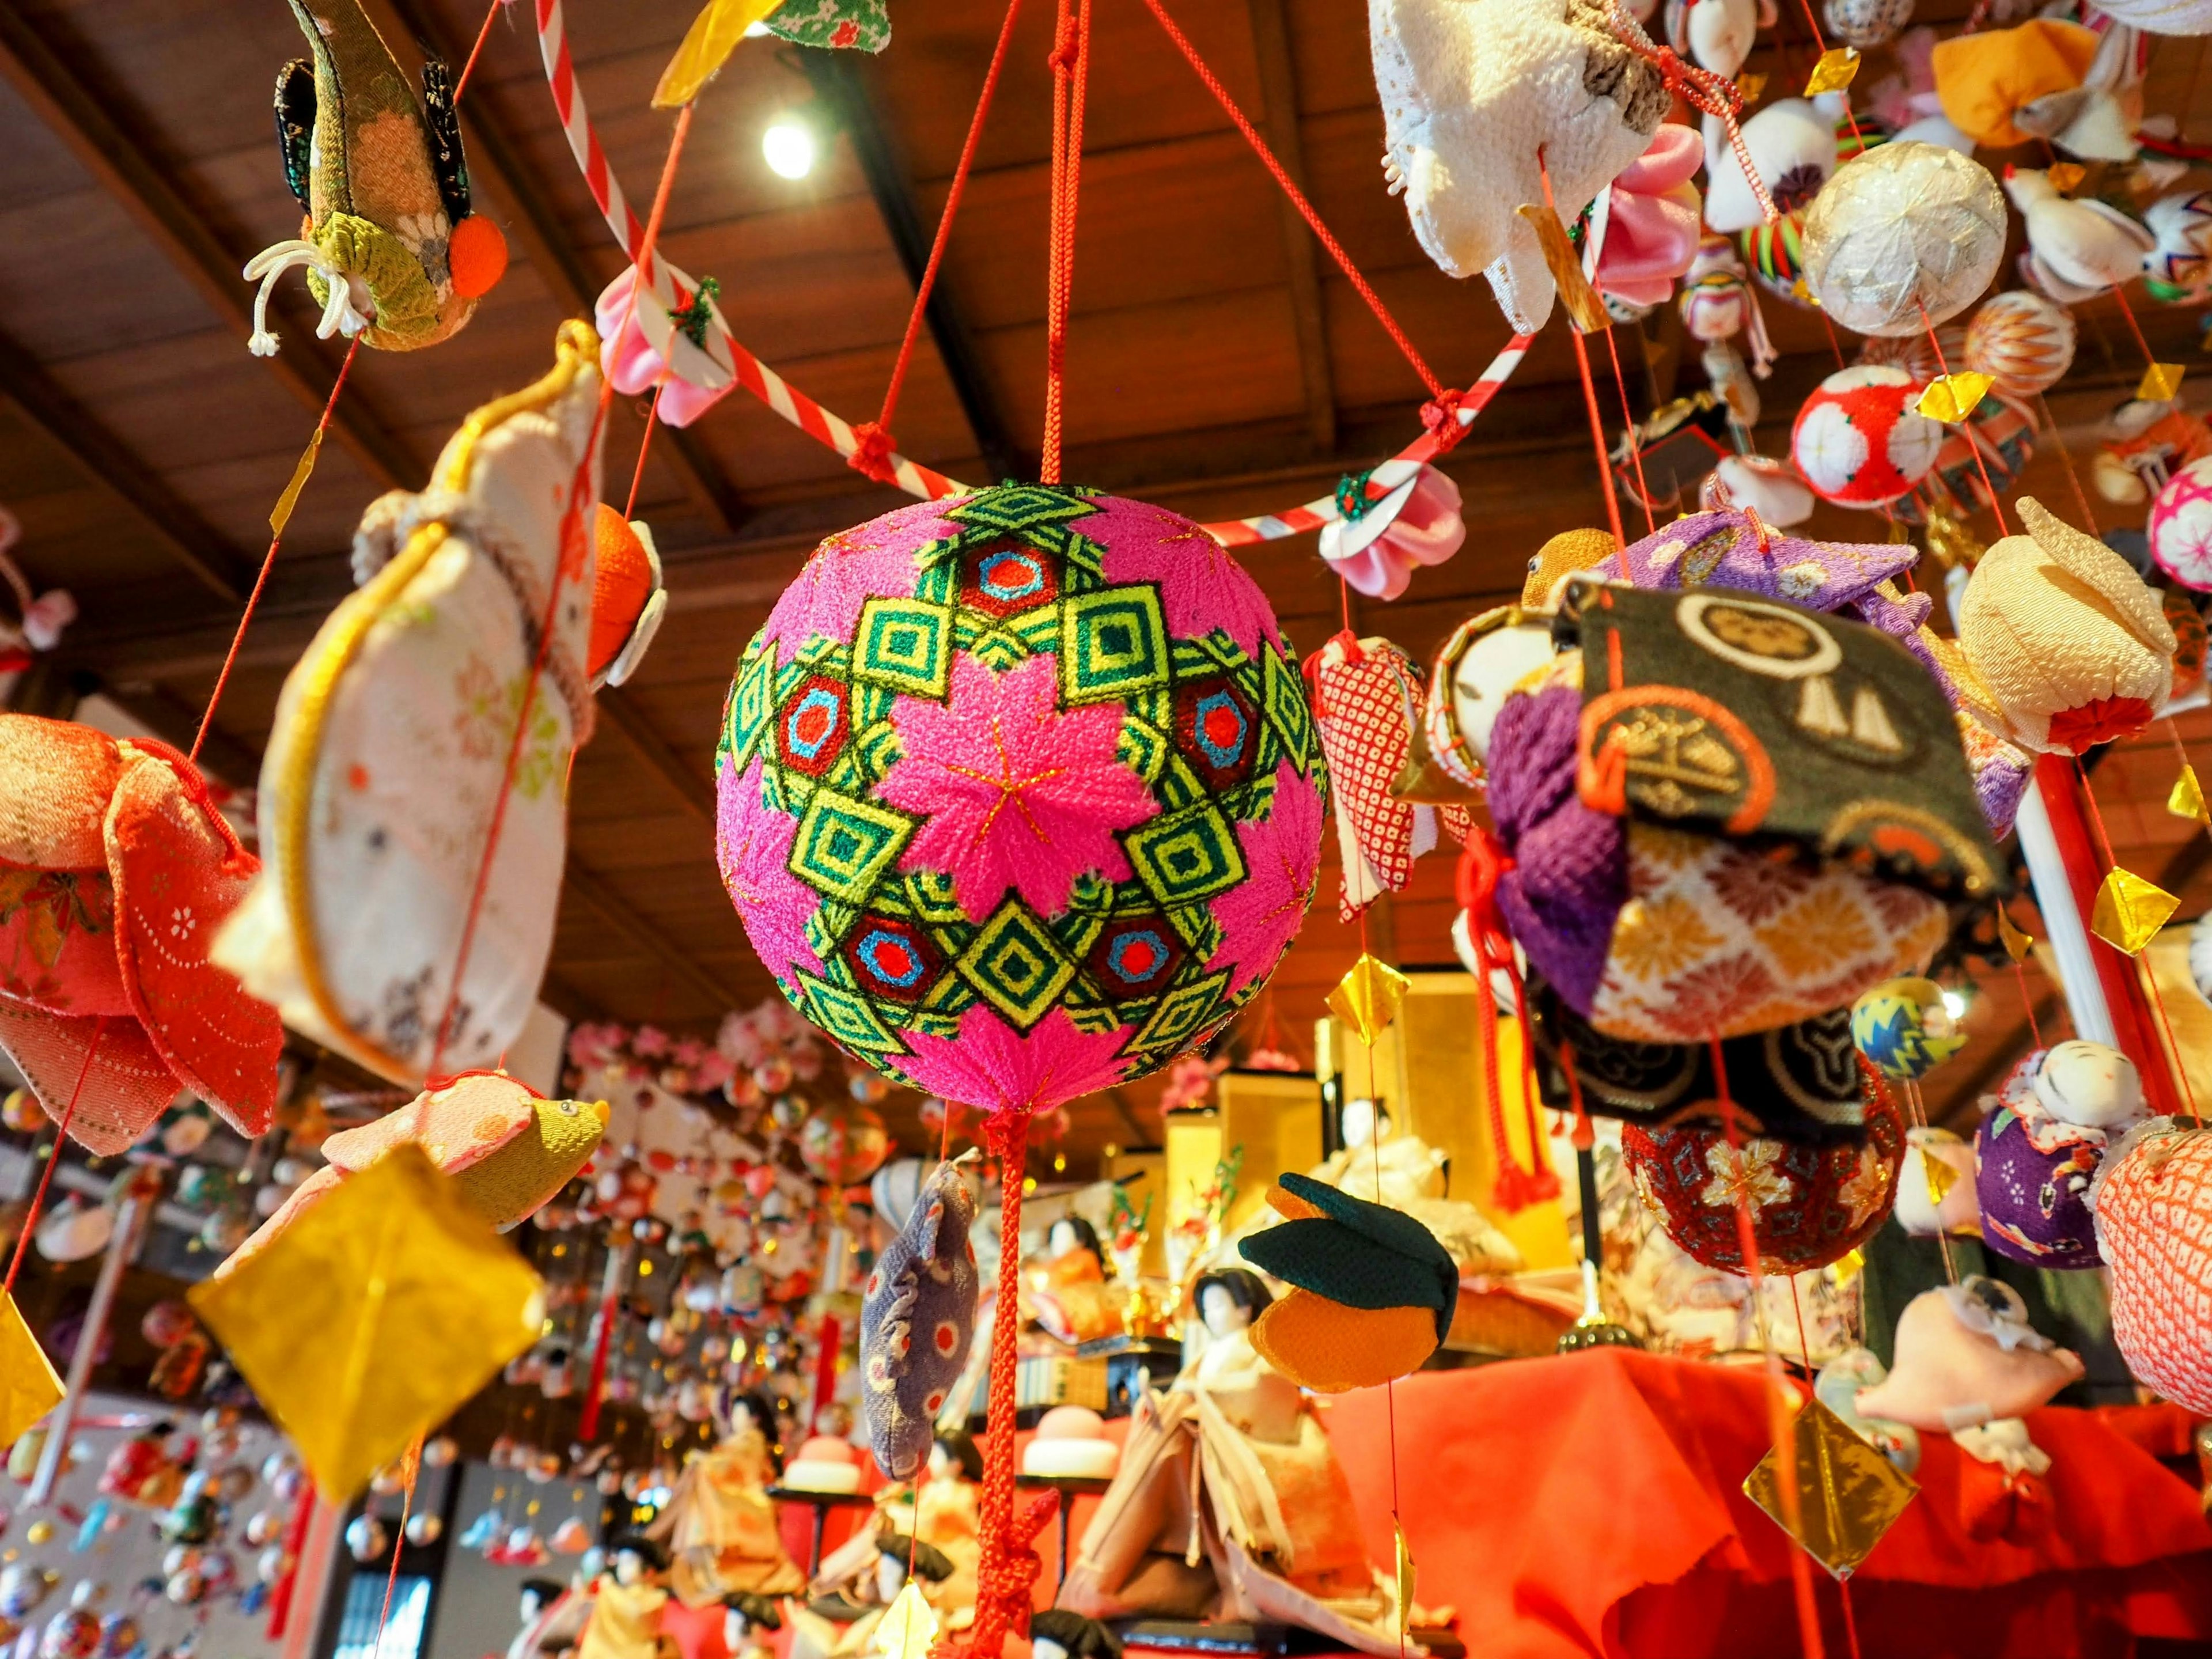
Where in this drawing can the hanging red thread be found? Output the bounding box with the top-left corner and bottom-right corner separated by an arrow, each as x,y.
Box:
1604,327 -> 1657,538
2035,391 -> 2097,532
453,0 -> 507,103
624,376 -> 667,520
1919,301 -> 2010,538
963,1108 -> 1035,1659
1458,834 -> 1562,1210
1604,0 -> 1780,226
1038,0 -> 1093,484
1538,151 -> 1628,551
1,1017 -> 102,1298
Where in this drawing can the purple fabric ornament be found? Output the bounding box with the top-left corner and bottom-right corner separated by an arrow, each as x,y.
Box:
1598,511 -> 1931,633
859,1160 -> 979,1479
1976,1105 -> 2107,1267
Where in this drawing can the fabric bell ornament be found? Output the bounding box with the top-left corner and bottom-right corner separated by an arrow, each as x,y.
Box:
2089,1116 -> 2212,1413
1317,465 -> 1464,601
249,0 -> 506,357
1800,142 -> 2007,336
0,717 -> 281,1152
1591,124 -> 1705,311
1853,1277 -> 2084,1430
1976,1040 -> 2144,1267
213,325 -> 606,1085
1962,291 -> 2077,399
1309,634 -> 1467,919
860,1160 -> 979,1480
1370,0 -> 1669,329
1950,495 -> 2177,753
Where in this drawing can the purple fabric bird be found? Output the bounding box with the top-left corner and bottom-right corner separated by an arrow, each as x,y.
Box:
860,1159 -> 979,1480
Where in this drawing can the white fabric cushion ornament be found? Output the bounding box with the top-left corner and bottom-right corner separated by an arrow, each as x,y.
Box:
1702,100 -> 1840,234
2066,0 -> 2212,39
1371,0 -> 1669,331
2005,168 -> 2154,296
1802,142 -> 2006,336
213,324 -> 605,1085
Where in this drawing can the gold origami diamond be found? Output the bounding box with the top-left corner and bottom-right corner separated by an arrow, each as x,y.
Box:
2170,764 -> 2209,828
1744,1396 -> 1918,1578
0,1291 -> 60,1447
1329,955 -> 1411,1047
1916,373 -> 1994,424
1804,47 -> 1860,94
1997,907 -> 2035,964
190,1143 -> 544,1501
2090,868 -> 2180,956
2140,362 -> 2187,403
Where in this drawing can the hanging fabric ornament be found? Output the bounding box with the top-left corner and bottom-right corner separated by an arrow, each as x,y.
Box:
1702,99 -> 1839,236
714,485 -> 1325,1115
1950,497 -> 2177,753
1800,142 -> 2006,335
1791,366 -> 1945,507
1590,124 -> 1705,310
213,325 -> 605,1085
1894,1126 -> 1980,1235
2141,191 -> 2212,300
1309,635 -> 1468,919
1962,290 -> 2077,399
1709,454 -> 1815,527
1425,605 -> 1558,789
2166,588 -> 2207,700
1977,1040 -> 2145,1266
2080,0 -> 2212,35
1853,1277 -> 2084,1427
2006,168 -> 2154,302
1679,234 -> 1776,376
590,510 -> 668,690
1893,386 -> 2037,527
1823,0 -> 1914,50
0,717 -> 281,1152
2146,456 -> 2212,590
1317,466 -> 1465,601
1663,0 -> 1773,77
1850,977 -> 1965,1080
249,0 -> 506,357
797,1101 -> 890,1185
2090,1118 -> 2212,1413
1929,20 -> 2100,151
1369,0 -> 1668,329
859,1160 -> 978,1480
1737,209 -> 1815,306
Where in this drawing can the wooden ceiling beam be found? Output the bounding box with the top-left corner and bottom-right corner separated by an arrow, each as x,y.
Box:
359,0 -> 752,535
0,327 -> 248,604
1244,0 -> 1336,455
0,5 -> 418,493
560,859 -> 745,1009
595,685 -> 716,824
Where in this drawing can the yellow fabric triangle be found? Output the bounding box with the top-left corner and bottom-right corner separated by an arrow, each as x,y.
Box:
1920,1147 -> 1957,1206
1997,907 -> 2035,964
2090,868 -> 2180,956
2046,162 -> 2087,194
2169,764 -> 2209,827
873,1582 -> 938,1659
2140,362 -> 2187,403
1744,1397 -> 1919,1578
189,1144 -> 544,1502
1395,1521 -> 1416,1641
1804,47 -> 1861,94
653,0 -> 785,108
1328,955 -> 1411,1047
0,1290 -> 62,1448
1831,1248 -> 1865,1290
1515,204 -> 1612,334
1916,373 -> 1994,425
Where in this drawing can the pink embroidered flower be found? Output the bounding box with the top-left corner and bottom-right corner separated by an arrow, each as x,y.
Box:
895,1003 -> 1133,1115
1699,1139 -> 1794,1211
715,760 -> 822,983
1209,762 -> 1323,991
596,265 -> 737,427
879,654 -> 1156,921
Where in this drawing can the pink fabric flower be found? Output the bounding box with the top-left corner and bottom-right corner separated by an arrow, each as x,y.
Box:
1209,762 -> 1323,991
715,759 -> 823,983
1597,124 -> 1705,309
596,266 -> 736,428
1319,467 -> 1465,601
878,654 -> 1157,921
893,1003 -> 1133,1114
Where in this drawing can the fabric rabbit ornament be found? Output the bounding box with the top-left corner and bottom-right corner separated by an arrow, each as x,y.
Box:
248,0 -> 507,357
1372,0 -> 1669,331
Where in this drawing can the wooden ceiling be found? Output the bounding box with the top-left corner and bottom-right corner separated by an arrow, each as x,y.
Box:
7,0 -> 2212,1171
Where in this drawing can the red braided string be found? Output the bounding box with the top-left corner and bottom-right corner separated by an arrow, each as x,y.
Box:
963,1108 -> 1033,1658
1604,0 -> 1779,226
1039,0 -> 1092,483
3,1017 -> 101,1297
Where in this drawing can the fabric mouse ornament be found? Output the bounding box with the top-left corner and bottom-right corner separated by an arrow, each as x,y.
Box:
860,1160 -> 979,1481
249,0 -> 507,356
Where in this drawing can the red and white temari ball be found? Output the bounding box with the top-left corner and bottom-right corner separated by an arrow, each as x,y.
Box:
2090,1119 -> 2212,1412
2149,455 -> 2212,592
1963,290 -> 2076,400
1621,1077 -> 1906,1274
1791,366 -> 1944,507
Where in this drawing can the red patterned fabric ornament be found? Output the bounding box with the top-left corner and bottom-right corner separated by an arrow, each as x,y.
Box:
1307,633 -> 1468,921
1622,1067 -> 1904,1272
0,716 -> 279,1152
2089,1118 -> 2212,1413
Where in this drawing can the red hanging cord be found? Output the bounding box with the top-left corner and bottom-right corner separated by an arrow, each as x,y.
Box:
453,0 -> 506,103
1604,0 -> 1781,226
623,377 -> 667,521
1040,0 -> 1093,483
2109,281 -> 2161,372
1604,327 -> 1657,538
2036,392 -> 2097,532
1918,302 -> 2009,537
1538,152 -> 1628,551
2,1018 -> 103,1298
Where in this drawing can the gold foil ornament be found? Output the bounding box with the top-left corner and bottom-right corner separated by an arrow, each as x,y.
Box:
654,0 -> 786,108
1920,1146 -> 1959,1206
874,1581 -> 938,1659
189,1143 -> 544,1501
1395,1521 -> 1415,1641
1997,907 -> 2035,964
2139,362 -> 2187,403
0,1290 -> 61,1447
2046,162 -> 2087,195
1804,47 -> 1861,94
1516,204 -> 1611,334
1328,955 -> 1411,1046
2090,868 -> 2180,956
1831,1247 -> 1865,1290
1744,1396 -> 1918,1578
1735,71 -> 1768,104
2169,764 -> 2209,827
1917,373 -> 1994,424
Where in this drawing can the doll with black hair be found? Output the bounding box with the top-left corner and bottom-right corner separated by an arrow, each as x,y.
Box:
1030,1611 -> 1122,1659
507,1578 -> 587,1659
789,1532 -> 956,1659
719,1593 -> 781,1659
1030,1211 -> 1125,1347
577,1537 -> 677,1659
645,1387 -> 802,1607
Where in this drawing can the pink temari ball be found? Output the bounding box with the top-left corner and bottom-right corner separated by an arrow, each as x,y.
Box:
2090,1119 -> 2212,1412
714,484 -> 1328,1116
2149,454 -> 2212,592
1791,365 -> 1944,507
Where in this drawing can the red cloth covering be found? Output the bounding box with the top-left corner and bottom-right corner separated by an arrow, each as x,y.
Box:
660,1597 -> 729,1659
1320,1352 -> 2212,1658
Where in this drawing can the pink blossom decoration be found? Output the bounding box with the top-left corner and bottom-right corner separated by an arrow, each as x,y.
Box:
596,266 -> 736,428
715,760 -> 824,983
878,654 -> 1157,922
1595,124 -> 1705,310
1319,467 -> 1465,601
895,1004 -> 1133,1116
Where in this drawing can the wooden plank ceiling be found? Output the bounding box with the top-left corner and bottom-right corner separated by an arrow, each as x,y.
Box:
4,0 -> 2212,1169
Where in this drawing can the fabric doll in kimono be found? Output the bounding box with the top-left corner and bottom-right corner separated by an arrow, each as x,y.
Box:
1975,1041 -> 2146,1267
645,1391 -> 802,1606
248,0 -> 506,357
575,1537 -> 677,1659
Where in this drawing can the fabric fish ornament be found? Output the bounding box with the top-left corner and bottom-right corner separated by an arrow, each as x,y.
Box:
211,324 -> 604,1086
1308,634 -> 1468,920
859,1160 -> 979,1480
1238,1171 -> 1459,1392
248,0 -> 507,357
218,1071 -> 607,1275
0,716 -> 281,1153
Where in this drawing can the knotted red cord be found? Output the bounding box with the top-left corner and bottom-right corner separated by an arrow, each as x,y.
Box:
961,1109 -> 1034,1659
1605,0 -> 1780,228
1458,833 -> 1562,1212
1039,0 -> 1093,483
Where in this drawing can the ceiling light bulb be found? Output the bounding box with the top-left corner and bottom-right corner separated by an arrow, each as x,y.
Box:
763,118 -> 816,180
1941,989 -> 1967,1020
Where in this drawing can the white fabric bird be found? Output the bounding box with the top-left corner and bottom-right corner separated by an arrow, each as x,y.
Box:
2005,166 -> 2154,298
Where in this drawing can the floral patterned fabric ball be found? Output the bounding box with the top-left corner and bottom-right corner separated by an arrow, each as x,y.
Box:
715,484 -> 1327,1114
2148,454 -> 2212,591
1623,1071 -> 1905,1273
2091,1118 -> 2212,1412
798,1101 -> 890,1185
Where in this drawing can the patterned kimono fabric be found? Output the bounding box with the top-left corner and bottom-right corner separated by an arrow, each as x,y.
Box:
648,1429 -> 804,1605
577,1581 -> 673,1659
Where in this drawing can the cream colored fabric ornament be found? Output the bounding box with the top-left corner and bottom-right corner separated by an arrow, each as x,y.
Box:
1952,497 -> 2176,753
1802,142 -> 2006,336
2006,168 -> 2154,300
1853,1277 -> 2083,1431
1664,0 -> 1774,77
1370,0 -> 1668,331
213,324 -> 605,1084
1703,99 -> 1840,236
1962,290 -> 2076,398
2080,0 -> 2212,35
1824,0 -> 1914,50
1710,453 -> 1816,525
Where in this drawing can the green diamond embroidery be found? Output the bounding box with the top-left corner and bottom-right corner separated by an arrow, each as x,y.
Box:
943,485 -> 1099,538
1126,968 -> 1232,1058
727,645 -> 782,772
788,789 -> 914,903
1061,585 -> 1170,704
855,598 -> 952,697
1123,802 -> 1247,907
955,899 -> 1079,1032
1260,643 -> 1317,775
795,972 -> 908,1053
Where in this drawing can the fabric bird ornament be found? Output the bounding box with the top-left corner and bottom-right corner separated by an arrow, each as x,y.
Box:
0,716 -> 282,1154
217,1071 -> 607,1275
1237,1172 -> 1459,1392
1853,1277 -> 2083,1430
859,1160 -> 979,1481
249,0 -> 507,357
1932,20 -> 2139,161
213,325 -> 605,1086
1951,495 -> 2177,753
2006,168 -> 2155,304
1370,0 -> 1669,331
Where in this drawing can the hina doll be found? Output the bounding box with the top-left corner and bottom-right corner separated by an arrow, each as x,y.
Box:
789,1532 -> 955,1659
1028,1215 -> 1125,1347
1058,1269 -> 1419,1656
576,1539 -> 676,1659
644,1391 -> 804,1605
